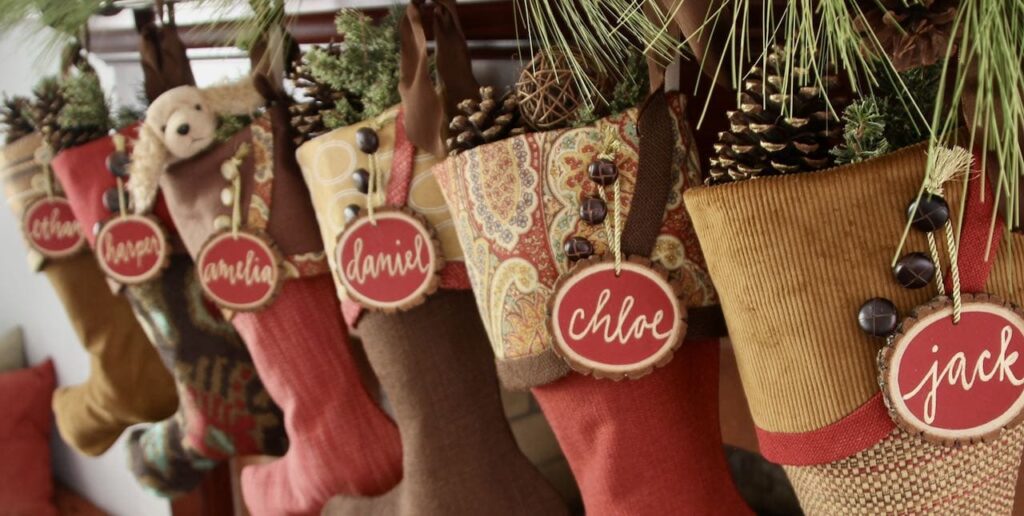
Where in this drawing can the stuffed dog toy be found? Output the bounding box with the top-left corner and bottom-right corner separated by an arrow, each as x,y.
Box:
129,76 -> 265,214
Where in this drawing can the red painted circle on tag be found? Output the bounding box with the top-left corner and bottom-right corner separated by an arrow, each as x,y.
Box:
96,215 -> 167,284
196,231 -> 280,311
550,260 -> 685,378
335,210 -> 440,311
22,197 -> 85,258
884,298 -> 1024,442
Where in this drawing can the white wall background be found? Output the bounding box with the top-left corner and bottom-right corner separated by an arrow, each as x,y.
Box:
0,23 -> 173,516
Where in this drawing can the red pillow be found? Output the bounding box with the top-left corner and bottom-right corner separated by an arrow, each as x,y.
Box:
0,359 -> 57,516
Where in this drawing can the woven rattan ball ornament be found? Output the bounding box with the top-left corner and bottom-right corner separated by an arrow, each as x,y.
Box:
516,49 -> 586,131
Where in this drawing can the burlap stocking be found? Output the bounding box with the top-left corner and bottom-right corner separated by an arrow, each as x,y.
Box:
532,339 -> 750,516
322,290 -> 567,516
685,144 -> 1024,514
237,277 -> 403,515
1,133 -> 178,456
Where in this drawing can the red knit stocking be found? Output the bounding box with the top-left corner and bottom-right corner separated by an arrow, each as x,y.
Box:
533,338 -> 751,516
237,276 -> 402,515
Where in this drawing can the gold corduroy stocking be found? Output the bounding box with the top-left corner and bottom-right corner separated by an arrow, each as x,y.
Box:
685,143 -> 1024,513
1,133 -> 178,456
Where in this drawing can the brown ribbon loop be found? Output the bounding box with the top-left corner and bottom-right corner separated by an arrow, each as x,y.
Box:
134,6 -> 196,103
621,87 -> 676,257
399,0 -> 480,158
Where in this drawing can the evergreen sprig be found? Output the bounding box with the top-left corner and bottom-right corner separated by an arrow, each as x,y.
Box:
305,8 -> 401,126
832,64 -> 941,164
57,72 -> 110,132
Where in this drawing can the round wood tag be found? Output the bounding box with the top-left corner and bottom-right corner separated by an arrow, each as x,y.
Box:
21,196 -> 85,259
335,208 -> 443,312
880,293 -> 1024,444
196,230 -> 282,312
95,215 -> 169,284
548,256 -> 687,380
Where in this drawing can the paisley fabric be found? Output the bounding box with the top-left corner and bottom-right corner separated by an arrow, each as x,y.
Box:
433,93 -> 715,380
296,105 -> 466,324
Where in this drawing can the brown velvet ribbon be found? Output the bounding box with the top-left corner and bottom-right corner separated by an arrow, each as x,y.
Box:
398,0 -> 480,158
134,6 -> 195,103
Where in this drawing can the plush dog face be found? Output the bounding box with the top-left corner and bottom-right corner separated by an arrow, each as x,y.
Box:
144,85 -> 218,160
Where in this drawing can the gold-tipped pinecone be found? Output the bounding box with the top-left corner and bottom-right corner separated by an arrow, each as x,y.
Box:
33,78 -> 65,151
708,47 -> 848,184
447,86 -> 525,155
288,46 -> 352,146
2,95 -> 35,145
855,0 -> 957,72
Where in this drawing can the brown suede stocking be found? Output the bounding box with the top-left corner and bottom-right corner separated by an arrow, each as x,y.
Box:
323,290 -> 567,516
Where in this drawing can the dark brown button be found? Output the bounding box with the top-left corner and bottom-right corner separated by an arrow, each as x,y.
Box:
344,204 -> 361,223
587,159 -> 618,186
893,252 -> 936,289
356,128 -> 379,154
106,151 -> 130,178
579,196 -> 607,224
907,194 -> 949,232
102,187 -> 121,213
564,236 -> 594,261
858,298 -> 899,337
92,221 -> 104,236
352,168 -> 370,193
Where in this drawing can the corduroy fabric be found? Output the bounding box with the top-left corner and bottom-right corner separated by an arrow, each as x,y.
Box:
532,338 -> 751,516
785,424 -> 1024,515
684,143 -> 1024,434
238,275 -> 403,516
323,290 -> 567,516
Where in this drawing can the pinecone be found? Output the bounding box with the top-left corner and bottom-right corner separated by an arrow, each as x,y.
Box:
708,47 -> 848,184
447,86 -> 525,155
288,45 -> 353,146
33,76 -> 108,153
32,78 -> 66,152
856,0 -> 957,72
1,95 -> 35,144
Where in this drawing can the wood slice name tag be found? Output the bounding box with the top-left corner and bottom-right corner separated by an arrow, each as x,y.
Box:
335,209 -> 443,312
548,256 -> 687,380
96,215 -> 169,284
880,294 -> 1024,444
21,196 -> 85,259
196,230 -> 282,312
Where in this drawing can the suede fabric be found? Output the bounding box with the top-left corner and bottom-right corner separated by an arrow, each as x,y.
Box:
533,339 -> 751,516
323,290 -> 567,516
0,360 -> 57,516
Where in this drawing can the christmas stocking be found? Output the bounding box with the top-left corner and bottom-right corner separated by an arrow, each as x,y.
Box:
433,90 -> 751,515
1,132 -> 178,456
320,290 -> 567,515
148,104 -> 402,515
51,121 -> 289,497
685,145 -> 1024,513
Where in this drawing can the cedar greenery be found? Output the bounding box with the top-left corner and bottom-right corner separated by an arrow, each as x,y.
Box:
57,71 -> 110,133
303,8 -> 401,128
572,50 -> 649,127
832,65 -> 941,164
